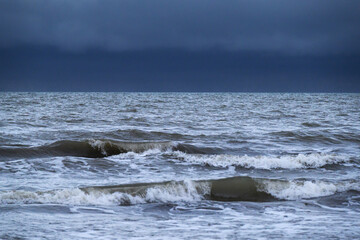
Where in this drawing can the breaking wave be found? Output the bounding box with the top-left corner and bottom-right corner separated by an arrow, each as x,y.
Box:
0,139 -> 174,159
0,139 -> 349,171
259,179 -> 360,200
0,139 -> 221,159
0,139 -> 350,171
0,180 -> 210,205
172,152 -> 348,169
1,177 -> 358,205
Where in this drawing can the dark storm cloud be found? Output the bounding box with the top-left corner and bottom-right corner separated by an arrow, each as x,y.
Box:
1,0 -> 359,53
1,0 -> 359,92
1,47 -> 359,92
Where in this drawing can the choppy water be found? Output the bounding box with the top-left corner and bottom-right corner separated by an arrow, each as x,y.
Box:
0,92 -> 359,239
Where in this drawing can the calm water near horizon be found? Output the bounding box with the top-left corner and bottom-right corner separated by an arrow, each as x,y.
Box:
0,92 -> 359,239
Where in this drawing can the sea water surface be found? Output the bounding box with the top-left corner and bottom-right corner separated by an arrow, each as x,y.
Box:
0,93 -> 359,239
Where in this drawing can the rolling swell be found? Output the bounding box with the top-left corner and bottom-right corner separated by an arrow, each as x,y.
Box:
270,130 -> 360,144
0,140 -> 173,159
271,130 -> 341,144
0,139 -> 215,159
0,140 -> 350,170
1,176 -> 358,205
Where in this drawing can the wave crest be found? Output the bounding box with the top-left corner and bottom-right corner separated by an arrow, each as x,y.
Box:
0,180 -> 210,205
1,177 -> 358,205
258,179 -> 360,200
172,152 -> 347,169
0,139 -> 174,159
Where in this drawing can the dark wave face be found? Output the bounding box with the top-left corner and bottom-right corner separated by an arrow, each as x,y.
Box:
0,140 -> 173,159
0,139 -> 223,159
1,93 -> 359,239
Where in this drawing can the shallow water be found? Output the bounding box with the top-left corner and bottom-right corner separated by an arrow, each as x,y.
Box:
0,92 -> 359,239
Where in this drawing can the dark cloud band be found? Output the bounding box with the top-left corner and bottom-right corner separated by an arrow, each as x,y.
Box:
1,0 -> 359,53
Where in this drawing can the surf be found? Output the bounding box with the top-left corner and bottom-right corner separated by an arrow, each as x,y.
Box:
1,176 -> 358,205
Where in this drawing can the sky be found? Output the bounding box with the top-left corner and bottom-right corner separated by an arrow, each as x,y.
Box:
0,0 -> 359,92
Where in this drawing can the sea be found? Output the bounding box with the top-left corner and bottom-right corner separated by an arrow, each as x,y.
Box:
0,92 -> 359,239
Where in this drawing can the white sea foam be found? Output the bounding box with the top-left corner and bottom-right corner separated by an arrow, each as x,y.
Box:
145,179 -> 207,202
88,139 -> 173,155
173,152 -> 347,169
0,180 -> 210,205
259,180 -> 360,200
0,189 -> 132,205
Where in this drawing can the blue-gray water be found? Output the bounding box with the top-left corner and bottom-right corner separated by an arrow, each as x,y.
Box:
0,93 -> 359,239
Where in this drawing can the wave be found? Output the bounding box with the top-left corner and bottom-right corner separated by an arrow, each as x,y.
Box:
0,139 -> 222,159
171,152 -> 348,169
172,143 -> 223,154
0,140 -> 349,170
270,130 -> 360,144
1,177 -> 358,205
0,139 -> 174,159
271,130 -> 341,144
0,180 -> 210,205
258,179 -> 359,200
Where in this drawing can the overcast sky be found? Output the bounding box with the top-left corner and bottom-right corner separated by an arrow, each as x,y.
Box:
0,0 -> 359,91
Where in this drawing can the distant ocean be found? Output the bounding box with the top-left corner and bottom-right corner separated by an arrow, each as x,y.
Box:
1,92 -> 359,239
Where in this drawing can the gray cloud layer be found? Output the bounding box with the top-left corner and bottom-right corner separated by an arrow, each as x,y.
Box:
1,0 -> 359,53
